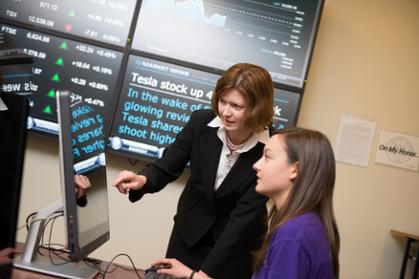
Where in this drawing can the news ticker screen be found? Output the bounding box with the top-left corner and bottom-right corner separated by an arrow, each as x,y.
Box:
108,55 -> 300,159
0,23 -> 123,135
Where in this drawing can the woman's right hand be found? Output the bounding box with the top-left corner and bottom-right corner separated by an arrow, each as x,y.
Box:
151,258 -> 193,278
112,170 -> 147,194
151,258 -> 212,279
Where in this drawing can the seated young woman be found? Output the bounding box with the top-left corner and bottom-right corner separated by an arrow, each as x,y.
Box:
150,127 -> 340,279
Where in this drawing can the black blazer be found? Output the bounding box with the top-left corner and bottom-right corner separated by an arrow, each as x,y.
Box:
129,109 -> 268,276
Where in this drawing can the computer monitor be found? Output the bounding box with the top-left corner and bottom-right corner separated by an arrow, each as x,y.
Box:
0,93 -> 29,279
0,23 -> 124,137
57,90 -> 110,261
132,0 -> 324,89
14,90 -> 110,279
0,0 -> 137,47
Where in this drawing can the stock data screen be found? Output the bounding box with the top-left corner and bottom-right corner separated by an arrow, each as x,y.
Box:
133,0 -> 323,88
108,55 -> 217,158
0,23 -> 123,135
0,0 -> 136,46
108,55 -> 301,159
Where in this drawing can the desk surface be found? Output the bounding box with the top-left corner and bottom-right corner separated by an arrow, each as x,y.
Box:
391,229 -> 419,241
11,244 -> 144,279
12,266 -> 142,279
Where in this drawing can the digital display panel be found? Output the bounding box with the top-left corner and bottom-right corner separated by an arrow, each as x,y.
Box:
0,23 -> 123,135
132,0 -> 323,88
108,55 -> 216,158
108,55 -> 301,159
0,0 -> 137,46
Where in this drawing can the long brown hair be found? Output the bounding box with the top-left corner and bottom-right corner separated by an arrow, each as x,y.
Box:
211,63 -> 274,132
254,128 -> 340,278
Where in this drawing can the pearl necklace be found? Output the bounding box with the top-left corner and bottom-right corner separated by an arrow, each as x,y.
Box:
226,135 -> 248,151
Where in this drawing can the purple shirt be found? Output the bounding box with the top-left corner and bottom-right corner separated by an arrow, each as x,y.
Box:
252,212 -> 335,279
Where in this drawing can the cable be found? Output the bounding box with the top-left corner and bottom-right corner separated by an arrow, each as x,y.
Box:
102,253 -> 144,279
18,211 -> 63,233
82,254 -> 142,277
24,211 -> 37,231
39,243 -> 67,250
44,243 -> 71,261
20,211 -> 144,278
40,212 -> 59,254
78,253 -> 143,278
47,211 -> 69,266
83,259 -> 115,276
17,217 -> 48,231
38,211 -> 64,257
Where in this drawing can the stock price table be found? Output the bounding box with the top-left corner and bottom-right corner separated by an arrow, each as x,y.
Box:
0,0 -> 136,46
0,23 -> 123,135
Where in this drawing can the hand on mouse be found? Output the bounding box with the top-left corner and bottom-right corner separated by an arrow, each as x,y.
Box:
150,258 -> 212,279
150,258 -> 189,278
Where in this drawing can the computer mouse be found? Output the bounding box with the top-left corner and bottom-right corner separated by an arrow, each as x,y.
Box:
145,263 -> 172,273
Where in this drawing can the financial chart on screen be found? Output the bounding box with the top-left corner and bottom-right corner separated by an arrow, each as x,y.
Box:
132,0 -> 323,88
0,0 -> 137,46
0,23 -> 123,135
108,55 -> 302,159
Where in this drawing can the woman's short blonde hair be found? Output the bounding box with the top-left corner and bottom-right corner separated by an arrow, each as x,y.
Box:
211,63 -> 274,132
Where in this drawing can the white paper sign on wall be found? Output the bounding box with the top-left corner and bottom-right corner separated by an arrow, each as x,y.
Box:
335,115 -> 376,167
375,130 -> 419,171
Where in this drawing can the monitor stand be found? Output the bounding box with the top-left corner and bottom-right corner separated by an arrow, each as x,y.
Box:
13,199 -> 98,279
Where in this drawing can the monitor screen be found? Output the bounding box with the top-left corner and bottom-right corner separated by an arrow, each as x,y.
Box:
0,23 -> 123,136
0,93 -> 29,279
0,0 -> 137,46
272,88 -> 301,130
108,55 -> 217,158
108,55 -> 301,159
132,0 -> 324,88
57,91 -> 109,261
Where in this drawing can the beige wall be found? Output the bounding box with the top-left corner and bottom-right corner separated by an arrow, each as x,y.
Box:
17,0 -> 419,278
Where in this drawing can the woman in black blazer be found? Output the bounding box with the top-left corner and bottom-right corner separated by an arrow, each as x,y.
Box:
113,63 -> 274,279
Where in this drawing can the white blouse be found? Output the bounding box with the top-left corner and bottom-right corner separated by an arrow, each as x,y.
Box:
207,116 -> 269,191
